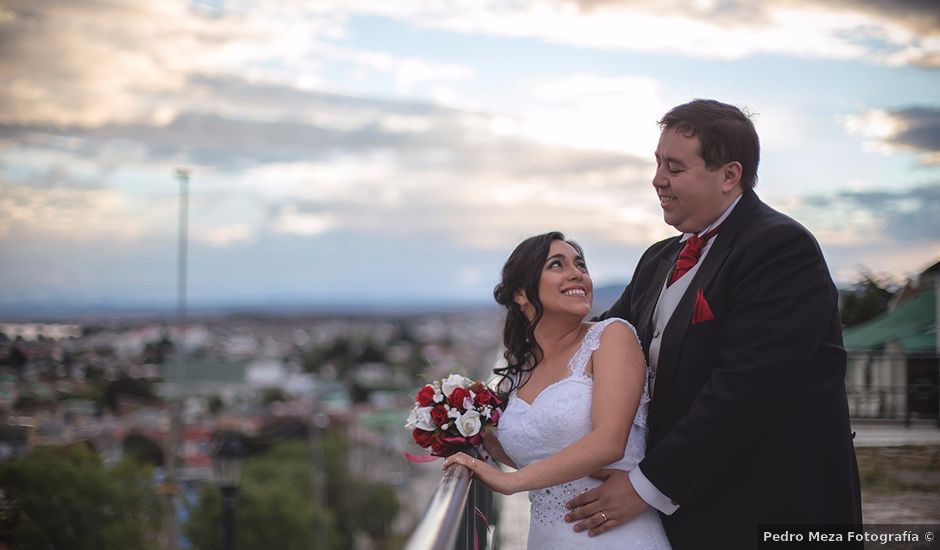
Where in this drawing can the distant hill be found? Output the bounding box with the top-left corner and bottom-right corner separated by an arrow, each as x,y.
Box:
1,284 -> 628,323
592,283 -> 626,316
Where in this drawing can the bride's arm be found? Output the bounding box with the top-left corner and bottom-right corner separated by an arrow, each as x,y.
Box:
445,322 -> 645,494
482,430 -> 517,469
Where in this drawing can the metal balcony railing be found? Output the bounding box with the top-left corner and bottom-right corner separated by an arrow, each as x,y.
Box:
404,464 -> 498,550
845,351 -> 939,426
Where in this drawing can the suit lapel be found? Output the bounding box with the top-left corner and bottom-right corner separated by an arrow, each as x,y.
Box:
649,191 -> 759,411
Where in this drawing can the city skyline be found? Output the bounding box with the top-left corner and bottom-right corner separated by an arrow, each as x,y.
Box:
1,0 -> 939,314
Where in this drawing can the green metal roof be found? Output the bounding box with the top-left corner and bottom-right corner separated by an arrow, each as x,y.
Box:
842,289 -> 936,353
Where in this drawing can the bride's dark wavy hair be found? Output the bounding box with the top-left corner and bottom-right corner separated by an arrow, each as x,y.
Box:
492,231 -> 584,396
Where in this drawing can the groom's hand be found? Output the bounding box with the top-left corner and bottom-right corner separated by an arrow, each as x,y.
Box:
563,469 -> 648,536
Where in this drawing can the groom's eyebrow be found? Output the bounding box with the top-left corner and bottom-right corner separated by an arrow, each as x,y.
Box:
663,155 -> 685,166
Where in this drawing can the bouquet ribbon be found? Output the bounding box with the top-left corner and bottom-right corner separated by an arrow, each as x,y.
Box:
474,505 -> 490,550
403,451 -> 440,463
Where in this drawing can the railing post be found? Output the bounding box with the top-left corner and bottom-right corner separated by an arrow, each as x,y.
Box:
453,479 -> 496,550
404,466 -> 473,550
404,466 -> 499,550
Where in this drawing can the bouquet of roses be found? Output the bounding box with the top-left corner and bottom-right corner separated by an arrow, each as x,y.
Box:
405,373 -> 503,459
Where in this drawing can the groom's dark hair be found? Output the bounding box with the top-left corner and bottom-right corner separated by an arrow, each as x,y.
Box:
659,99 -> 760,190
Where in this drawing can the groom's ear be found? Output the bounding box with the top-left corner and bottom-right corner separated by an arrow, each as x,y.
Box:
721,161 -> 743,193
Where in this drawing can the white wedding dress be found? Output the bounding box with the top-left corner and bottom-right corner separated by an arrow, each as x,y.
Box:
497,318 -> 671,550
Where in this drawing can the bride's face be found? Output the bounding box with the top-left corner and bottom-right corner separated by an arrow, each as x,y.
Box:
537,240 -> 593,319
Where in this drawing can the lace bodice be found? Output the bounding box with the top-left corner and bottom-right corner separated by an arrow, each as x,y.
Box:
496,318 -> 670,550
498,318 -> 650,471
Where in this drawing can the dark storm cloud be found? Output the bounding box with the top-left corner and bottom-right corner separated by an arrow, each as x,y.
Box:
573,0 -> 940,35
818,184 -> 940,242
889,107 -> 940,155
832,0 -> 940,37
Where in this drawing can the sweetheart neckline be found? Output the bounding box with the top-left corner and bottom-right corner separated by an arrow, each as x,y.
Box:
511,321 -> 607,406
511,374 -> 592,408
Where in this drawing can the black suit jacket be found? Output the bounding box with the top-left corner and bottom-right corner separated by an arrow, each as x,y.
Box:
604,190 -> 863,549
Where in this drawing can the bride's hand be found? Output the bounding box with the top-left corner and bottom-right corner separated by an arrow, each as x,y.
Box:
442,451 -> 518,495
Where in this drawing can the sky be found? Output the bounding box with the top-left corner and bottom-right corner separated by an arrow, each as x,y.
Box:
1,0 -> 939,314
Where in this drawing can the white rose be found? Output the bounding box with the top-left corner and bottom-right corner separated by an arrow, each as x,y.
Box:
456,409 -> 482,437
441,373 -> 469,398
405,406 -> 435,431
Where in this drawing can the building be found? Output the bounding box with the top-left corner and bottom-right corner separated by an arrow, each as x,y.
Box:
843,261 -> 939,424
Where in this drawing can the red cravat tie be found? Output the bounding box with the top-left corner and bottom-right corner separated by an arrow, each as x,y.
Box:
668,226 -> 720,286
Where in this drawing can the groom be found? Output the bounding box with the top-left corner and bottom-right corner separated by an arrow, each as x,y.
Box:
565,99 -> 863,549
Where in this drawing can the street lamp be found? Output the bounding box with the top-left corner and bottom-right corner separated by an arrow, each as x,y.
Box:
164,167 -> 190,550
212,431 -> 246,550
175,168 -> 189,324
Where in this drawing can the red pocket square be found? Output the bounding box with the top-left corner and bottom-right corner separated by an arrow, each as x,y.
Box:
692,289 -> 715,324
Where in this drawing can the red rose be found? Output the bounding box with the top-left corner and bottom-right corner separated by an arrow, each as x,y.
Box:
416,385 -> 435,407
475,389 -> 497,407
412,428 -> 434,448
470,381 -> 486,394
430,433 -> 449,456
449,387 -> 471,410
430,405 -> 449,427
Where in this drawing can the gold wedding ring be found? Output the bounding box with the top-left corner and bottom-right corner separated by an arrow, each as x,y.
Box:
600,511 -> 608,523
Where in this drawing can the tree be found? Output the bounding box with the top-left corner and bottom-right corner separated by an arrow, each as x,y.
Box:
101,376 -> 157,413
260,386 -> 287,406
347,479 -> 400,541
0,445 -> 161,550
122,432 -> 164,467
185,431 -> 401,550
184,440 -> 340,550
207,394 -> 224,415
320,429 -> 400,548
840,270 -> 898,328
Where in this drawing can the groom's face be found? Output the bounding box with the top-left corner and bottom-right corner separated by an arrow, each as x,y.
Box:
653,128 -> 734,233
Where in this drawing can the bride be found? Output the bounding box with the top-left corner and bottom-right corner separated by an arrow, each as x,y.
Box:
443,231 -> 670,549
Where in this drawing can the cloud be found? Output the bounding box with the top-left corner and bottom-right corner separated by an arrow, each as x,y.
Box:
780,182 -> 940,284
349,0 -> 940,66
0,69 -> 658,294
845,106 -> 940,164
2,0 -> 936,136
1,0 -> 936,308
1,72 -> 648,177
818,0 -> 940,40
0,178 -> 157,241
795,183 -> 940,246
575,0 -> 940,35
0,0 -> 259,126
270,204 -> 334,236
